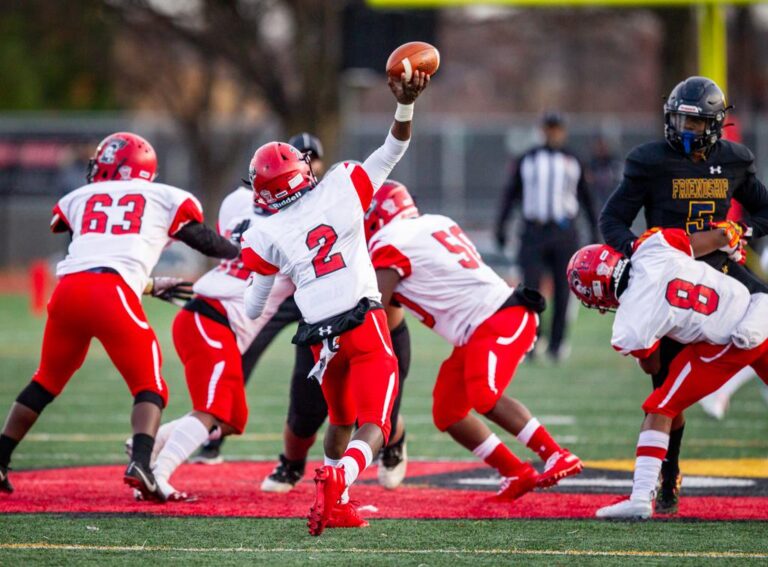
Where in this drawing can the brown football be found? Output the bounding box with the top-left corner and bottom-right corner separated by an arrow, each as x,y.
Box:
386,41 -> 440,80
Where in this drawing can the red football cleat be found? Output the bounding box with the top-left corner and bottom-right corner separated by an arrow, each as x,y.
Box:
537,449 -> 583,488
327,501 -> 370,529
495,463 -> 538,501
307,465 -> 347,536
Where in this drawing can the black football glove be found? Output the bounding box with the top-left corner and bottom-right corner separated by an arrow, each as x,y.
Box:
148,277 -> 194,305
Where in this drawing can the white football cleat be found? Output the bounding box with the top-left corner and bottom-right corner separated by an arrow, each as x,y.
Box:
596,498 -> 653,520
699,393 -> 728,421
378,439 -> 407,490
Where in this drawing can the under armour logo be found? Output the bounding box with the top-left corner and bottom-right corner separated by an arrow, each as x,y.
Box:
318,326 -> 333,336
710,166 -> 722,175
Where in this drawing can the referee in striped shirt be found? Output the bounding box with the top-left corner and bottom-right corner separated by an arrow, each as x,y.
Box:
495,111 -> 598,362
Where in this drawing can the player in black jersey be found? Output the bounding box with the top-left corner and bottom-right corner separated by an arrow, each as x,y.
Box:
599,76 -> 768,514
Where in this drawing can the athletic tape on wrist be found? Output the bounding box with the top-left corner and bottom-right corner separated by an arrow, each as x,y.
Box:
395,103 -> 414,122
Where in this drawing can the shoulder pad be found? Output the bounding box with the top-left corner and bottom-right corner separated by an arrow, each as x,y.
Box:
624,141 -> 667,176
717,140 -> 754,165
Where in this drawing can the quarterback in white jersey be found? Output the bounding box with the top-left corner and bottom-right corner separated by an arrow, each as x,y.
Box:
241,70 -> 429,536
568,225 -> 768,519
367,179 -> 582,503
0,132 -> 238,501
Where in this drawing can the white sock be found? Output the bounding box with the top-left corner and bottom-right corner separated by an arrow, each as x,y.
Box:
152,415 -> 210,483
630,430 -> 670,502
150,417 -> 182,465
472,433 -> 502,460
324,455 -> 340,467
713,366 -> 756,399
515,418 -> 541,446
339,439 -> 374,488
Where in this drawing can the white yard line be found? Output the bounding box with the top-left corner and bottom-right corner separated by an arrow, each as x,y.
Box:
0,543 -> 766,559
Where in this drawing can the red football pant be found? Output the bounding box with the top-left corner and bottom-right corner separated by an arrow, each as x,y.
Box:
172,307 -> 248,434
312,309 -> 399,444
32,272 -> 168,405
432,306 -> 537,431
643,339 -> 768,418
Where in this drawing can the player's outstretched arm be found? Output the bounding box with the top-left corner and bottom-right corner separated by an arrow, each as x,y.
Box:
244,274 -> 276,320
361,71 -> 430,192
175,221 -> 239,259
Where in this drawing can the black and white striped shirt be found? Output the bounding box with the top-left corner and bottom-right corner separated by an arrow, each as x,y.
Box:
497,145 -> 597,232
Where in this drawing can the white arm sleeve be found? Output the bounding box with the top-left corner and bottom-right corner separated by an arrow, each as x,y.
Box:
361,131 -> 410,191
244,273 -> 276,320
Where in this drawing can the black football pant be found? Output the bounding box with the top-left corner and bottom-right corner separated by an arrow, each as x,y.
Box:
519,221 -> 577,356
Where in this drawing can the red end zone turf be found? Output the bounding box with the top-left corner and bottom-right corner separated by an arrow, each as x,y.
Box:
1,461 -> 767,520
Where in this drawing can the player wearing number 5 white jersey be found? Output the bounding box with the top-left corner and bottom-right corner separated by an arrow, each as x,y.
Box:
367,180 -> 583,503
567,227 -> 768,519
0,133 -> 238,501
241,71 -> 429,536
143,187 -> 296,501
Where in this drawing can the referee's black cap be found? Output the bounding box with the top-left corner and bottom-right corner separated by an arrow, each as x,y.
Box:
542,111 -> 566,127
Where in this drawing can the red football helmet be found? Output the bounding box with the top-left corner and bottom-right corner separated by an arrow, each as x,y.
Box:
87,132 -> 157,184
248,142 -> 316,212
364,179 -> 419,241
566,244 -> 628,313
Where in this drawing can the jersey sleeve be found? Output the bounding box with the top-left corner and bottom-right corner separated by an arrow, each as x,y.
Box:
347,163 -> 374,211
611,310 -> 663,358
169,196 -> 204,236
50,202 -> 71,233
240,228 -> 280,276
370,243 -> 412,278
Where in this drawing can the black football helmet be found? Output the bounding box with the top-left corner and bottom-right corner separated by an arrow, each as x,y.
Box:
664,76 -> 731,155
287,132 -> 324,160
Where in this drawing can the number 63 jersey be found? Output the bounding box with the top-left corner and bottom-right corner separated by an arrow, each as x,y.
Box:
52,179 -> 203,298
612,228 -> 768,356
368,214 -> 512,346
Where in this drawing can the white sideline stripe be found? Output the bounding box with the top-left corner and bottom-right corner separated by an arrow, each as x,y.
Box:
151,340 -> 162,392
381,371 -> 396,425
658,361 -> 692,408
496,312 -> 529,345
700,343 -> 733,363
458,476 -> 756,489
206,361 -> 226,409
1,543 -> 766,559
115,286 -> 149,330
371,312 -> 393,356
194,312 -> 223,350
487,351 -> 498,395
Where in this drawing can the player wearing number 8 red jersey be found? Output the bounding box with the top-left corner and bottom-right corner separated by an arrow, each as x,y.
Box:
0,132 -> 238,500
241,71 -> 429,536
367,180 -> 583,501
567,227 -> 768,519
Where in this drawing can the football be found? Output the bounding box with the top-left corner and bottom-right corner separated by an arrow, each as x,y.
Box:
385,41 -> 440,81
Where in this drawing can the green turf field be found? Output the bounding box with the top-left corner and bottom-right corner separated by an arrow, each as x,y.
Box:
1,293 -> 767,565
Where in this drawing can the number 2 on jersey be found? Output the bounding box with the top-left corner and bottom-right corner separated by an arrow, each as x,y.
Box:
306,224 -> 346,278
432,225 -> 482,269
81,194 -> 146,235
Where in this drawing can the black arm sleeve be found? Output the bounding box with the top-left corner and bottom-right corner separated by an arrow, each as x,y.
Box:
733,170 -> 768,240
599,175 -> 646,257
495,159 -> 523,236
576,166 -> 599,240
174,221 -> 239,259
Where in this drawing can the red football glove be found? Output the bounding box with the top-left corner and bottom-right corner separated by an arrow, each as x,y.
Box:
710,220 -> 751,264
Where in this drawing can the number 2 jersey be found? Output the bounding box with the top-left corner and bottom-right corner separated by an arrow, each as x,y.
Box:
240,163 -> 380,324
612,228 -> 768,356
368,214 -> 512,346
193,187 -> 295,351
52,179 -> 203,298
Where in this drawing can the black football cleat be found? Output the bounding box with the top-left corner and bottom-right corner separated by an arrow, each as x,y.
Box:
124,460 -> 164,502
655,471 -> 682,515
260,454 -> 305,493
0,465 -> 13,494
188,444 -> 223,465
